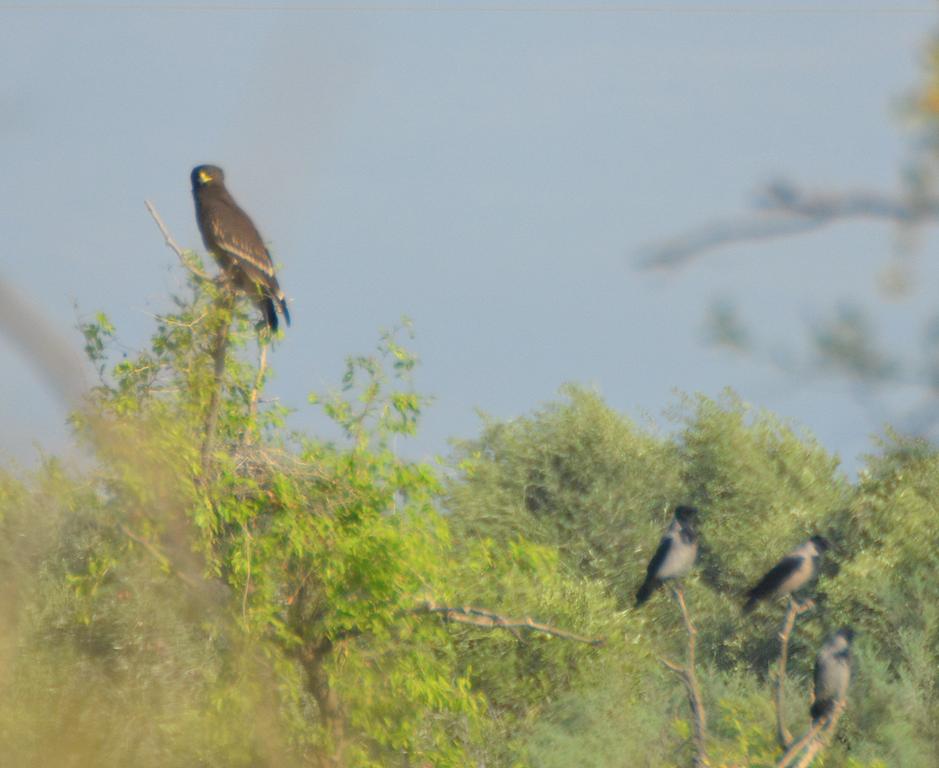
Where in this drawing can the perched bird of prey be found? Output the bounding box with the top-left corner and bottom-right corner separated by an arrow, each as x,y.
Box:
636,506 -> 699,607
811,627 -> 854,722
191,164 -> 290,332
743,535 -> 830,614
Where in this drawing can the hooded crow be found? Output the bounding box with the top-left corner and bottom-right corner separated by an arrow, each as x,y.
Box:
635,506 -> 699,607
743,535 -> 830,613
811,627 -> 854,722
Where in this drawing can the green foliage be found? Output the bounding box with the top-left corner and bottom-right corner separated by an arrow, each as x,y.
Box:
820,434 -> 939,766
675,391 -> 849,673
445,384 -> 939,766
6,262 -> 939,767
3,277 -> 490,767
448,384 -> 683,601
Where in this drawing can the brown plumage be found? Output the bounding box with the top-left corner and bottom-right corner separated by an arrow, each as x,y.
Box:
191,164 -> 290,332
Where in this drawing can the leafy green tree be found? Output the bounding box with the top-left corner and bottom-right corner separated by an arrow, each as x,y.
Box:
1,257 -> 615,767
447,384 -> 683,601
445,385 -> 933,766
8,217 -> 939,767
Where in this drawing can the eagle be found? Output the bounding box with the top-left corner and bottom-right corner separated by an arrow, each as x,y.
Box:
191,164 -> 290,332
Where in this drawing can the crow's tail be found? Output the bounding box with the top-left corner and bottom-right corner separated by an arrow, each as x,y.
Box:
635,578 -> 659,607
810,699 -> 832,723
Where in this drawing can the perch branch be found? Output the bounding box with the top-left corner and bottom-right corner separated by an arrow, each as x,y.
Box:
238,337 -> 269,451
248,339 -> 269,427
777,700 -> 847,768
200,291 -> 234,479
775,597 -> 815,749
792,701 -> 846,768
658,584 -> 708,768
637,180 -> 939,270
776,718 -> 825,768
415,600 -> 604,646
145,199 -> 213,282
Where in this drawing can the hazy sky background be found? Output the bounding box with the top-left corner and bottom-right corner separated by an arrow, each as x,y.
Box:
2,2 -> 936,474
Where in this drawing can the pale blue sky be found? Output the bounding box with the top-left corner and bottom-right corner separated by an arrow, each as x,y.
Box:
1,2 -> 935,472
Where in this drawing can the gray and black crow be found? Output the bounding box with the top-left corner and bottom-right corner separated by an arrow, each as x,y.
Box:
811,627 -> 854,722
635,506 -> 699,607
743,535 -> 830,613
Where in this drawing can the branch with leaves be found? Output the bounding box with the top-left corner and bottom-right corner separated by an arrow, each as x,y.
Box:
659,585 -> 708,768
144,200 -> 248,479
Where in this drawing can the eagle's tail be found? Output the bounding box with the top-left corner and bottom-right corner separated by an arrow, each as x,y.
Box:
261,297 -> 279,333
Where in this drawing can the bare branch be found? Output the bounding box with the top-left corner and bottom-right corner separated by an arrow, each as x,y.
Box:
775,597 -> 816,749
120,523 -> 201,590
636,180 -> 939,270
658,585 -> 708,768
776,718 -> 826,768
236,338 -> 271,452
145,199 -> 213,282
777,700 -> 847,768
241,522 -> 252,622
791,701 -> 846,768
248,339 -> 269,428
639,212 -> 825,270
415,600 -> 604,646
659,655 -> 685,674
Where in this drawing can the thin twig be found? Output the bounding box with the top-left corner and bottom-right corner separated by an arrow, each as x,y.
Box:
144,309 -> 209,330
120,523 -> 200,590
658,584 -> 708,768
416,600 -> 604,646
286,567 -> 316,607
775,597 -> 815,749
248,340 -> 269,426
241,522 -> 252,622
238,338 -> 269,451
636,180 -> 939,270
144,199 -> 213,281
639,213 -> 825,270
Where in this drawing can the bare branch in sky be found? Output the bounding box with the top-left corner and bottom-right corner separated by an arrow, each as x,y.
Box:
636,179 -> 939,270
